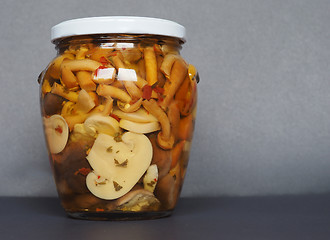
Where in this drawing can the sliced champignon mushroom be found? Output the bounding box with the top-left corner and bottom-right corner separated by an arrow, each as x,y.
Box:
85,132 -> 153,200
113,106 -> 158,123
44,114 -> 69,154
143,164 -> 158,192
75,89 -> 96,113
84,114 -> 120,137
119,119 -> 160,134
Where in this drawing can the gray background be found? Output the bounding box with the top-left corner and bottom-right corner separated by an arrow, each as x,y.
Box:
1,0 -> 330,197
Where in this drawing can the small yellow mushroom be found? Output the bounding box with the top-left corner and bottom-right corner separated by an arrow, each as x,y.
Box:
118,98 -> 142,113
144,47 -> 158,86
97,84 -> 132,103
51,82 -> 78,102
76,71 -> 96,91
61,65 -> 79,89
142,99 -> 174,149
159,59 -> 188,111
61,59 -> 102,72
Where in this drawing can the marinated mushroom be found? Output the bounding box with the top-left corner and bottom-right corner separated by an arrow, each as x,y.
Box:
51,82 -> 79,102
96,84 -> 132,103
159,59 -> 188,110
85,132 -> 153,200
117,98 -> 142,113
43,93 -> 66,115
142,99 -> 174,149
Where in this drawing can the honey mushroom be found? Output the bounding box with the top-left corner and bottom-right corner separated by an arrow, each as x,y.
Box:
51,82 -> 78,102
60,59 -> 102,89
160,54 -> 179,78
118,98 -> 143,113
97,84 -> 132,103
159,58 -> 188,111
101,97 -> 114,116
142,99 -> 174,150
48,53 -> 75,79
76,71 -> 96,91
144,46 -> 158,86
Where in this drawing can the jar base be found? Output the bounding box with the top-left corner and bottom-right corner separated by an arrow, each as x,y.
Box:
66,210 -> 173,221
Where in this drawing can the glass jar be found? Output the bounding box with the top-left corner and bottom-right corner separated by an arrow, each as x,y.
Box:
38,17 -> 198,220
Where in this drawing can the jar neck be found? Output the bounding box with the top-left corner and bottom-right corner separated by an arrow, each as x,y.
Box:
53,34 -> 183,54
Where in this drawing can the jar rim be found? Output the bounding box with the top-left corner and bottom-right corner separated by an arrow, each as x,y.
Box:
51,16 -> 186,43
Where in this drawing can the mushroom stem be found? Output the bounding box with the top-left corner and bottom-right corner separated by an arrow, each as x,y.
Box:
51,82 -> 78,102
118,98 -> 143,113
97,84 -> 132,103
76,71 -> 96,91
144,47 -> 158,86
102,97 -> 114,116
160,54 -> 179,78
142,99 -> 174,149
142,99 -> 171,140
61,65 -> 79,88
61,59 -> 102,72
159,59 -> 188,110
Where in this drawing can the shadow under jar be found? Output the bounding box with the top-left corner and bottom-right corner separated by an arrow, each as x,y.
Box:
38,17 -> 198,220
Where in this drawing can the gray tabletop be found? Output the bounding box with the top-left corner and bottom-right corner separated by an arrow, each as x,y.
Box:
1,194 -> 330,240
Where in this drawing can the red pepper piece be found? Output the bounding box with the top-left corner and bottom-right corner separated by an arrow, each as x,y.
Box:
55,125 -> 63,134
100,56 -> 108,65
142,85 -> 152,100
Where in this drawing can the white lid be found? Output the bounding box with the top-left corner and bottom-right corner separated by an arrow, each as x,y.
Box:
51,16 -> 186,42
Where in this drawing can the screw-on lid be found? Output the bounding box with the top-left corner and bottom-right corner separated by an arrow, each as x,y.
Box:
51,16 -> 186,43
